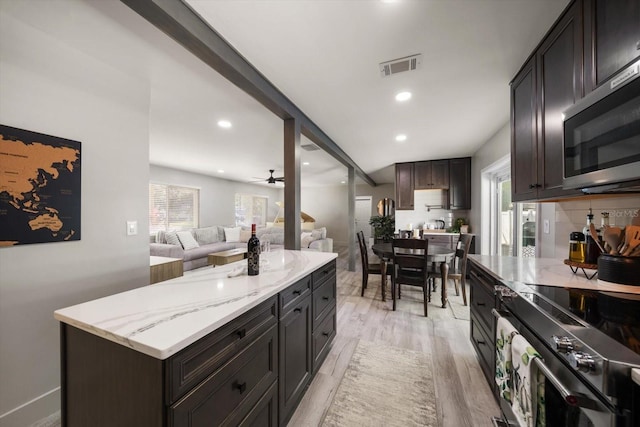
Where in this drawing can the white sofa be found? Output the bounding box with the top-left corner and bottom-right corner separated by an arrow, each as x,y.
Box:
150,225 -> 333,271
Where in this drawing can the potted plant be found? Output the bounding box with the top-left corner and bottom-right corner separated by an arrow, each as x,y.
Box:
369,215 -> 395,242
450,218 -> 467,233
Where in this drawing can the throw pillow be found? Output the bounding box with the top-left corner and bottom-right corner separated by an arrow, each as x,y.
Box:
165,231 -> 181,246
156,230 -> 167,244
301,231 -> 314,248
318,227 -> 327,239
240,229 -> 252,243
176,231 -> 200,250
310,229 -> 323,241
217,226 -> 226,241
194,227 -> 218,245
270,232 -> 285,245
224,226 -> 241,243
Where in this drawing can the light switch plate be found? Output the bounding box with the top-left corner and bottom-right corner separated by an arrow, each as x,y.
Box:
127,220 -> 138,236
543,219 -> 550,234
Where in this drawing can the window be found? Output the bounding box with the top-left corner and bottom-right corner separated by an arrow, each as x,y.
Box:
235,194 -> 268,227
149,183 -> 199,233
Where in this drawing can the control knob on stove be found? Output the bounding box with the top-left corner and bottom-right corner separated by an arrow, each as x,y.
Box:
568,351 -> 596,373
551,335 -> 574,353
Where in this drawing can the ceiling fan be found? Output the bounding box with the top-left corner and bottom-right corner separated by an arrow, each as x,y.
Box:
251,169 -> 284,184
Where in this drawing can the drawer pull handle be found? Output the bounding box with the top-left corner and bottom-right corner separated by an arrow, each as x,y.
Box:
322,332 -> 330,337
234,381 -> 247,394
236,329 -> 246,339
322,296 -> 330,301
476,339 -> 486,346
476,302 -> 486,306
293,290 -> 301,296
294,307 -> 302,313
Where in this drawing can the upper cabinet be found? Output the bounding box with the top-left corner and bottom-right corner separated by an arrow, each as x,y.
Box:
415,160 -> 449,190
584,0 -> 640,92
510,0 -> 637,202
395,162 -> 415,210
449,157 -> 471,210
395,157 -> 471,211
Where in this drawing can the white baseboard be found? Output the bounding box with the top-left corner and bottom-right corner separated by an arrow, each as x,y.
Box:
0,388 -> 60,427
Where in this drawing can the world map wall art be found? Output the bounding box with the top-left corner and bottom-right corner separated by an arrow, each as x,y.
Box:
0,125 -> 81,246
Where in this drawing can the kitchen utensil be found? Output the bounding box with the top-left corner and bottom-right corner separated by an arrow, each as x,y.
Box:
435,219 -> 445,229
621,226 -> 640,256
620,225 -> 639,255
589,223 -> 606,253
603,226 -> 623,255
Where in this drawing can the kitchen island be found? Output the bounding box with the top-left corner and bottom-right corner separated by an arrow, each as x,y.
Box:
55,249 -> 337,427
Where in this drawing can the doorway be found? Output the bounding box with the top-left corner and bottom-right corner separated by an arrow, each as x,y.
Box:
355,196 -> 372,243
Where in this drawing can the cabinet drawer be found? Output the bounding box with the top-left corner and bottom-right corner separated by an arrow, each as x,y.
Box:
169,325 -> 278,427
312,277 -> 336,329
470,279 -> 495,336
470,311 -> 494,387
167,296 -> 277,404
312,307 -> 336,373
237,380 -> 278,427
280,275 -> 312,318
312,260 -> 336,289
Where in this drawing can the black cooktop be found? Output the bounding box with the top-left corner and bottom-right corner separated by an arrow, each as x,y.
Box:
527,284 -> 640,356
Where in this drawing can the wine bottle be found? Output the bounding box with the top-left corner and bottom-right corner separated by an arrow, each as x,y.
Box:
247,224 -> 260,276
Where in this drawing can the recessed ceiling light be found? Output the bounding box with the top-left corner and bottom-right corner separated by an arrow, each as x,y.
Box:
217,169 -> 224,174
217,120 -> 232,128
303,162 -> 310,166
395,134 -> 407,142
341,180 -> 346,184
395,91 -> 412,102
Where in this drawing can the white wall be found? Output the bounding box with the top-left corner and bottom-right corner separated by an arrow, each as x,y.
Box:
471,123 -> 511,252
301,185 -> 348,245
0,2 -> 151,425
150,165 -> 283,229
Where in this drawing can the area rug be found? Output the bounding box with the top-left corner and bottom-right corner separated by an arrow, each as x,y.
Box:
322,340 -> 437,427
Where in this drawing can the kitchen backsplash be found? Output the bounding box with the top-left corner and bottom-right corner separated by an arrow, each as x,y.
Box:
395,189 -> 469,231
553,195 -> 640,259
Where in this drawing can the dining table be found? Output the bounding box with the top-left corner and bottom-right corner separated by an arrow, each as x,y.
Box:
371,242 -> 456,309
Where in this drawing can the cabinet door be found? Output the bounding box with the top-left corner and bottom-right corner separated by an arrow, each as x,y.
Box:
536,0 -> 583,200
510,57 -> 538,202
448,157 -> 471,209
414,161 -> 432,190
395,163 -> 414,210
278,295 -> 312,426
430,160 -> 450,189
585,0 -> 640,91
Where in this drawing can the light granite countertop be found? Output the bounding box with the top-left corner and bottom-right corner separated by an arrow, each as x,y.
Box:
468,255 -> 640,294
55,249 -> 337,360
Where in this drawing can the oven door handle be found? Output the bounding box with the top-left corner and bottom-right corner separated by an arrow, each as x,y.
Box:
493,309 -> 603,412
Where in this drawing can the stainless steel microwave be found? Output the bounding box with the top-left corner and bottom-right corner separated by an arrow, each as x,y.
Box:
563,59 -> 640,193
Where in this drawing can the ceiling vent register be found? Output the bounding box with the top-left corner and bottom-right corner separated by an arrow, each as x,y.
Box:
379,54 -> 422,77
301,143 -> 320,152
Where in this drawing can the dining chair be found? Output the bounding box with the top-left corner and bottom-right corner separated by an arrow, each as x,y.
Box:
428,233 -> 473,306
391,238 -> 430,316
357,231 -> 386,297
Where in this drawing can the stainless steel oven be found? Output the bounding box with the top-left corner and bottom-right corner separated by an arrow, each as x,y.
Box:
562,59 -> 640,193
492,282 -> 640,427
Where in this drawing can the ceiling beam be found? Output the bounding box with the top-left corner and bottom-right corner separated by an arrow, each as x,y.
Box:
121,0 -> 377,187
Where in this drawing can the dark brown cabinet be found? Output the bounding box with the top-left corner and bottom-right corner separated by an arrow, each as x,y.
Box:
511,0 -> 640,202
584,0 -> 640,91
60,261 -> 337,427
448,157 -> 471,209
415,160 -> 449,190
396,158 -> 471,210
511,1 -> 583,201
511,57 -> 538,201
468,260 -> 498,390
278,293 -> 312,426
395,162 -> 415,210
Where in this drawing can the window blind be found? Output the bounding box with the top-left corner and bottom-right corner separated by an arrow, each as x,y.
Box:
235,194 -> 267,227
149,183 -> 199,233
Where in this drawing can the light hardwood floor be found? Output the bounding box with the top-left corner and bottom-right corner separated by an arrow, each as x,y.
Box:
288,246 -> 500,426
